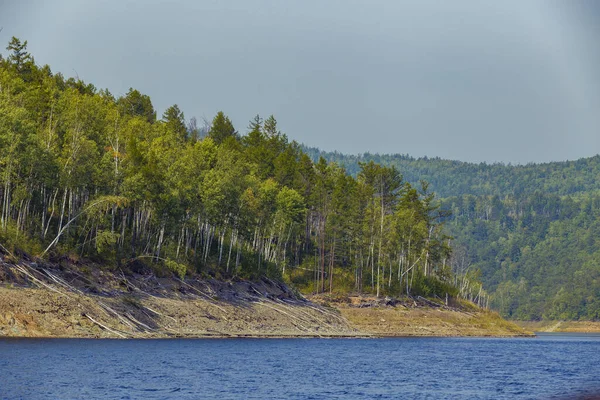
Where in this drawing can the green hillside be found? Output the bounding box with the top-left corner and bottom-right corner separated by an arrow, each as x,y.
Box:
0,37 -> 477,303
306,149 -> 600,320
303,147 -> 600,198
2,36 -> 596,321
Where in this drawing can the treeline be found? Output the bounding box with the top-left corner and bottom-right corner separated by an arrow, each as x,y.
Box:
309,145 -> 600,320
0,37 -> 478,300
304,147 -> 600,198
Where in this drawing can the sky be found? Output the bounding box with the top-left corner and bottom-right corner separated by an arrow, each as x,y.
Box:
1,0 -> 600,164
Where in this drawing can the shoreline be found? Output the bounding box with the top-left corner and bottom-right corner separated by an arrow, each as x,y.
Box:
514,320 -> 600,333
0,285 -> 533,339
1,334 -> 535,340
0,261 -> 533,339
0,330 -> 536,340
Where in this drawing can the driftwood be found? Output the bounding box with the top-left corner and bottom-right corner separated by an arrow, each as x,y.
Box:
0,242 -> 13,256
12,264 -> 72,299
3,257 -> 355,338
143,305 -> 178,324
84,314 -> 127,338
174,278 -> 229,314
416,296 -> 442,308
273,298 -> 345,333
253,299 -> 315,335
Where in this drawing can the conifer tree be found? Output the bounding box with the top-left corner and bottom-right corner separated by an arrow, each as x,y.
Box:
208,111 -> 237,145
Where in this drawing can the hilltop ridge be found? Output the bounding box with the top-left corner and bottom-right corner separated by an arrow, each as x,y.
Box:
303,146 -> 600,198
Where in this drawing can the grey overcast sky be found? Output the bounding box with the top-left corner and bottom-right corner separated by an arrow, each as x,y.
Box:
1,0 -> 600,163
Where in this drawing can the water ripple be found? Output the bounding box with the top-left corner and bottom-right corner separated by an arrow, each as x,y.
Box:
0,335 -> 599,399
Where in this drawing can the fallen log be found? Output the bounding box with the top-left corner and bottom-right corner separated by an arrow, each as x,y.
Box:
84,314 -> 127,338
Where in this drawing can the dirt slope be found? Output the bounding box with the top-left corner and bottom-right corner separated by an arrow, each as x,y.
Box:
311,296 -> 531,337
0,259 -> 531,338
0,260 -> 356,338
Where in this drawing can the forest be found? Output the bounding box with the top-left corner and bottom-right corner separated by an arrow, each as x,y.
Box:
303,147 -> 600,198
0,38 -> 484,304
308,148 -> 600,320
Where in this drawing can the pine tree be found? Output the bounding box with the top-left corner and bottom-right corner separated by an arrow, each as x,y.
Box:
162,104 -> 187,142
208,111 -> 237,145
6,37 -> 33,77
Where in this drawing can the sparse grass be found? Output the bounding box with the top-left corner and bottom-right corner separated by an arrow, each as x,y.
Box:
336,303 -> 533,337
0,223 -> 44,258
122,295 -> 142,309
469,310 -> 529,334
452,297 -> 481,312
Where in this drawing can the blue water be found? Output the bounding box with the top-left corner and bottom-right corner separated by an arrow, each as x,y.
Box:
0,334 -> 599,399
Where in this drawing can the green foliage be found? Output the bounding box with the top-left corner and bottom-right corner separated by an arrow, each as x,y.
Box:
410,273 -> 459,298
305,146 -> 600,198
6,37 -> 33,77
208,111 -> 237,145
162,104 -> 187,141
164,259 -> 188,280
117,88 -> 156,123
0,37 -> 463,303
275,186 -> 305,225
310,146 -> 600,320
94,230 -> 119,258
0,222 -> 43,256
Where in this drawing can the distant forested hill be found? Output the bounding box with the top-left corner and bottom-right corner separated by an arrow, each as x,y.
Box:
302,147 -> 600,198
306,146 -> 600,320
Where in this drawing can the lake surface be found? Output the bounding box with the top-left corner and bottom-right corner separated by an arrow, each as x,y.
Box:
1,333 -> 599,399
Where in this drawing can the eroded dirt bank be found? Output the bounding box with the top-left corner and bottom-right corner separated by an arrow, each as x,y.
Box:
312,296 -> 532,337
0,259 -> 531,338
0,260 -> 355,338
